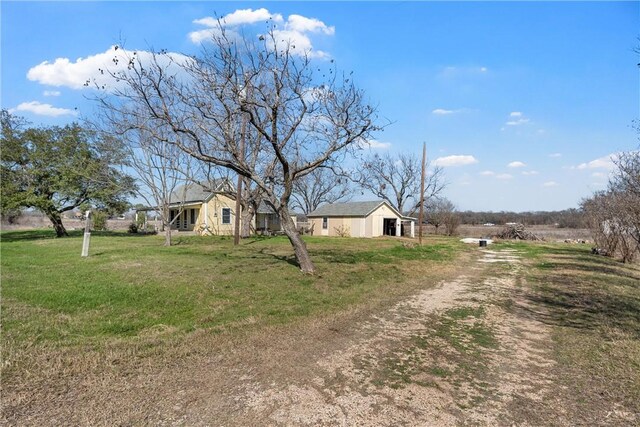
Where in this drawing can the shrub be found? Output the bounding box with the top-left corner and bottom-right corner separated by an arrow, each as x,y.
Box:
127,222 -> 138,234
334,225 -> 351,237
136,212 -> 146,228
92,210 -> 108,231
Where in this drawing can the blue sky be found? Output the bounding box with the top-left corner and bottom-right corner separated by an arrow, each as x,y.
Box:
2,1 -> 638,212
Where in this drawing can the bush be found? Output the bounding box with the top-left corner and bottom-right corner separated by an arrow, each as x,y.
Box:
136,212 -> 146,228
1,208 -> 22,224
127,222 -> 138,234
334,225 -> 351,237
92,210 -> 108,231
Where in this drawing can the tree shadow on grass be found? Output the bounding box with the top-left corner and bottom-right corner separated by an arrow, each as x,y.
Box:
0,229 -> 64,242
0,229 -> 152,243
257,248 -> 300,269
520,256 -> 640,339
538,261 -> 640,282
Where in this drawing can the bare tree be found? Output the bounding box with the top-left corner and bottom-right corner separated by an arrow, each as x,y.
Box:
95,114 -> 197,246
582,147 -> 640,262
291,167 -> 351,214
423,197 -> 458,235
441,200 -> 461,236
93,25 -> 379,273
354,152 -> 446,214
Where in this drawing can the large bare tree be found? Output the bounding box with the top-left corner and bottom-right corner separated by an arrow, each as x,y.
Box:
354,152 -> 446,214
94,26 -> 378,273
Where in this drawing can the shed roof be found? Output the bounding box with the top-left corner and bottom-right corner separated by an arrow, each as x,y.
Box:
307,200 -> 398,218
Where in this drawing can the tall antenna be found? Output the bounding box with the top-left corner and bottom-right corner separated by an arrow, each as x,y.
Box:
418,142 -> 426,245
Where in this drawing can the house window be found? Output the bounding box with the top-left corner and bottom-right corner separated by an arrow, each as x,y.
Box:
190,209 -> 196,225
222,208 -> 231,224
322,217 -> 328,229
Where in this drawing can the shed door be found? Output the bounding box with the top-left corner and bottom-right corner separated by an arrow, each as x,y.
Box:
383,218 -> 397,236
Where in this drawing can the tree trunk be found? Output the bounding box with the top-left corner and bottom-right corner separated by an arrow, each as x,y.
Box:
164,224 -> 172,246
46,210 -> 68,237
241,206 -> 254,238
162,206 -> 171,246
278,207 -> 315,274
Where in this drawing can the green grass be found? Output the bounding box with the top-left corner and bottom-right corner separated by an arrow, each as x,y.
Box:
368,304 -> 498,391
1,230 -> 463,362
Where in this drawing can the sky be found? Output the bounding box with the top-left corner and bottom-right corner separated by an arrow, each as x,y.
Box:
2,1 -> 639,212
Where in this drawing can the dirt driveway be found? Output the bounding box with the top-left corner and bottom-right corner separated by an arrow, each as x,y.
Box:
4,247 -> 614,426
209,248 -> 561,426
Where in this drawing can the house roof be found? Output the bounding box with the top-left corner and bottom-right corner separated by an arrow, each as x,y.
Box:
257,201 -> 302,218
168,180 -> 230,204
307,200 -> 401,218
256,200 -> 276,214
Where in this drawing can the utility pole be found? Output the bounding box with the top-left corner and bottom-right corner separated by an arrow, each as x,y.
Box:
418,142 -> 426,245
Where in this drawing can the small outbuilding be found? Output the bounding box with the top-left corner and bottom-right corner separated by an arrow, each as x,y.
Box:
307,200 -> 416,238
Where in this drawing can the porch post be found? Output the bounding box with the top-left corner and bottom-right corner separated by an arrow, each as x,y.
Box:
410,221 -> 415,238
396,220 -> 401,237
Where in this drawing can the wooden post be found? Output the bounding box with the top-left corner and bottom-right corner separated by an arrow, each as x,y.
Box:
81,210 -> 91,257
418,142 -> 426,245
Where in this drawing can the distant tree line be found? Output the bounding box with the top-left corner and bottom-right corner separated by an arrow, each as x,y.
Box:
456,209 -> 585,228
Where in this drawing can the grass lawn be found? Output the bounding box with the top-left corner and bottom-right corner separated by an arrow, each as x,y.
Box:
1,229 -> 465,379
3,231 -> 639,425
497,241 -> 640,422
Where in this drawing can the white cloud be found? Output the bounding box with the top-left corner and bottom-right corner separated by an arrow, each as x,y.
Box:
207,8 -> 282,27
479,170 -> 495,176
361,139 -> 391,149
189,27 -> 227,44
433,155 -> 478,167
507,161 -> 526,168
504,111 -> 530,126
43,90 -> 61,97
190,9 -> 284,43
543,181 -> 558,187
190,9 -> 334,59
549,153 -> 562,158
591,172 -> 607,178
506,118 -> 530,126
225,8 -> 279,25
9,101 -> 77,117
522,170 -> 539,176
287,14 -> 334,35
576,154 -> 617,170
495,173 -> 513,180
270,29 -> 330,59
432,108 -> 454,115
432,108 -> 465,115
27,46 -> 191,91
